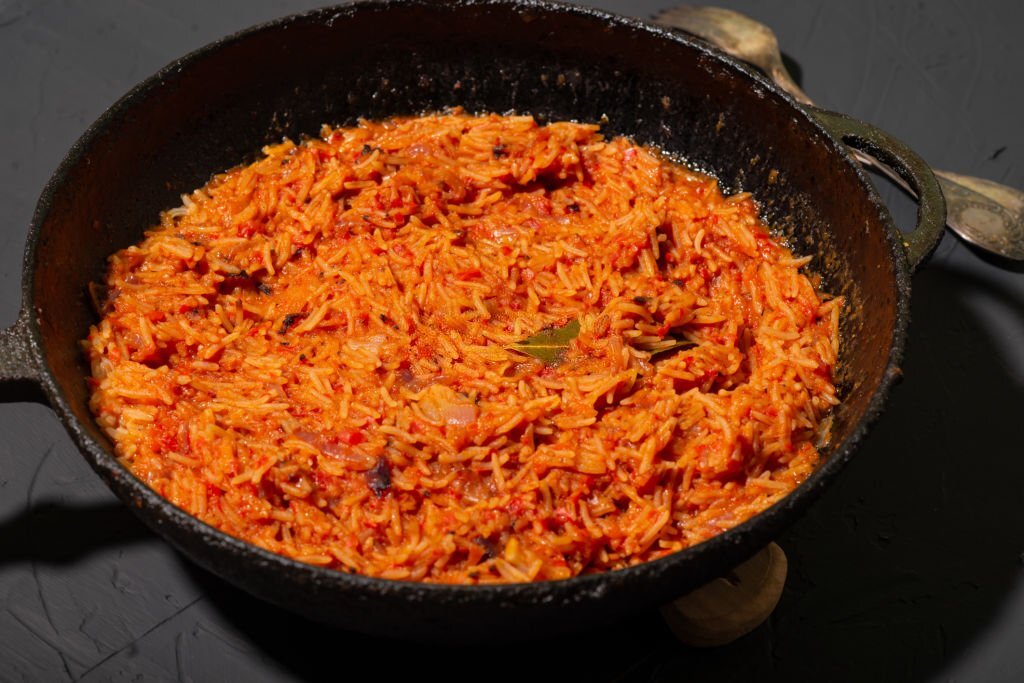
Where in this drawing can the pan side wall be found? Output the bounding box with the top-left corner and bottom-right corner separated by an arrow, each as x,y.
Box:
26,1 -> 900,636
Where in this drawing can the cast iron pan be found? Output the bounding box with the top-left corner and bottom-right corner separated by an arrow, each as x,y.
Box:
0,0 -> 945,640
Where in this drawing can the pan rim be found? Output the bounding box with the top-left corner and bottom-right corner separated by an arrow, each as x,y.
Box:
19,0 -> 913,607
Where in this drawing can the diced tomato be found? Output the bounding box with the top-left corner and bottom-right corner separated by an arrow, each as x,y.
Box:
336,429 -> 365,446
554,508 -> 572,525
155,423 -> 180,452
236,220 -> 263,238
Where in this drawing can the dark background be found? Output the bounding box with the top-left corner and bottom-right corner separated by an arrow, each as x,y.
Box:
1,1 -> 1022,681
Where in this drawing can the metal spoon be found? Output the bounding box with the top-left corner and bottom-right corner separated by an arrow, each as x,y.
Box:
654,5 -> 1024,262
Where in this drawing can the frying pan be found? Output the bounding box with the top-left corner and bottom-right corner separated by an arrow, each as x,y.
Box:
0,0 -> 945,640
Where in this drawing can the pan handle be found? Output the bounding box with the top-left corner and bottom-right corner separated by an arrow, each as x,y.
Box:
0,310 -> 46,404
807,107 -> 947,271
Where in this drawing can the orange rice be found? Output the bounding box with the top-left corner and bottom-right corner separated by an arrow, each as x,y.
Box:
84,112 -> 841,583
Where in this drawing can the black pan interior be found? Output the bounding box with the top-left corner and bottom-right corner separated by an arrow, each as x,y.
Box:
27,0 -> 903,639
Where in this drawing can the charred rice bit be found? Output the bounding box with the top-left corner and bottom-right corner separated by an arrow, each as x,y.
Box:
84,112 -> 842,583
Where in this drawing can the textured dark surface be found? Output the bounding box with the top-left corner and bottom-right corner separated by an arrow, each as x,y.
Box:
0,0 -> 1021,680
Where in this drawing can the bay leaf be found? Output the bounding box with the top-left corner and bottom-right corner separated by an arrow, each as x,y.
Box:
646,338 -> 697,357
507,319 -> 581,365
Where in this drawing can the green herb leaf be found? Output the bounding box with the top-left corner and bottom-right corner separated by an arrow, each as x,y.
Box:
632,337 -> 698,357
507,319 -> 581,365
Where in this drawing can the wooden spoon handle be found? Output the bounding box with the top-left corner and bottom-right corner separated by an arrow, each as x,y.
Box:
660,542 -> 788,647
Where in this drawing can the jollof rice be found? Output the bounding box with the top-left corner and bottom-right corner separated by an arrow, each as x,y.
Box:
85,112 -> 841,583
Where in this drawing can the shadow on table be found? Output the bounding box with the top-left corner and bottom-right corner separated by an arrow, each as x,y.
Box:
181,559 -> 670,681
0,501 -> 152,566
176,262 -> 1024,681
